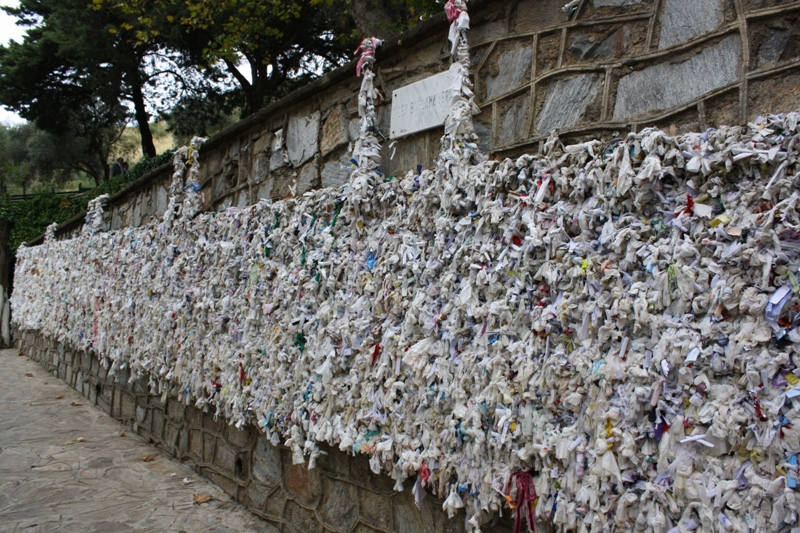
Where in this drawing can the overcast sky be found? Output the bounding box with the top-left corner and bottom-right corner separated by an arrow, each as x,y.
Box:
1,0 -> 27,125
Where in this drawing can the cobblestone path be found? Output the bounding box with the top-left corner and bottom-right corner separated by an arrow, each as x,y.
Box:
0,348 -> 270,532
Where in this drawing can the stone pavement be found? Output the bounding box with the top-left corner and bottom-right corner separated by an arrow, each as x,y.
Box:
0,348 -> 272,533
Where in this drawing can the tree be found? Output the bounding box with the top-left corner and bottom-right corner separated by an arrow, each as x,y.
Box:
97,0 -> 360,117
163,90 -> 241,144
345,0 -> 443,40
96,0 -> 443,119
0,110 -> 123,190
0,0 -> 161,160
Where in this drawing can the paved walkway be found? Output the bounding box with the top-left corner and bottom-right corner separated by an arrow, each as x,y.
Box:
0,349 -> 269,533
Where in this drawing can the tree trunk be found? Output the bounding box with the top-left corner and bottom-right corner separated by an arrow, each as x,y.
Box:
98,160 -> 109,185
130,72 -> 157,158
345,0 -> 395,40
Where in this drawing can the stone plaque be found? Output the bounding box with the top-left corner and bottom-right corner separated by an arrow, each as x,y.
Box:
390,71 -> 452,139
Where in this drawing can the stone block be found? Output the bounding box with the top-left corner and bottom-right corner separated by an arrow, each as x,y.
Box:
484,45 -> 532,101
318,477 -> 358,531
366,470 -> 396,494
151,408 -> 165,440
658,0 -> 723,50
188,429 -> 203,459
473,108 -> 492,153
226,425 -> 252,450
110,207 -> 122,230
244,482 -> 268,511
316,445 -> 350,478
115,366 -> 131,388
393,489 -> 433,533
536,32 -> 561,76
81,351 -> 92,370
178,426 -> 189,455
254,131 -> 272,155
470,19 -> 507,45
497,94 -> 530,147
154,185 -> 169,216
120,392 -> 136,420
252,438 -> 282,489
238,145 -> 252,186
284,501 -> 321,533
566,22 -> 648,64
236,188 -> 249,209
264,488 -> 287,519
296,161 -> 320,195
429,497 -> 465,533
148,394 -> 166,410
256,178 -> 276,201
287,111 -> 321,167
164,423 -> 180,451
270,129 -> 287,171
535,73 -> 603,134
253,153 -> 270,185
167,399 -> 184,422
348,118 -> 361,142
282,450 -> 321,506
203,433 -> 216,463
87,381 -> 98,404
204,411 -> 226,435
207,149 -> 221,175
132,197 -> 143,227
321,151 -> 352,190
100,382 -> 113,404
135,405 -> 147,425
186,405 -> 203,427
134,376 -> 149,395
359,489 -> 392,529
321,105 -> 349,156
97,397 -> 112,415
214,440 -> 238,474
112,387 -> 122,418
613,35 -> 741,120
228,138 -> 240,159
748,69 -> 800,117
203,468 -> 240,498
748,14 -> 800,71
703,89 -> 741,127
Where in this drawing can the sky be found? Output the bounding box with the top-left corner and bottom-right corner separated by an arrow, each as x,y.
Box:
0,0 -> 26,126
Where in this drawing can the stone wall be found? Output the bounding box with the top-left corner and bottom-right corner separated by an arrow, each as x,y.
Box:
190,0 -> 800,211
35,0 -> 800,243
18,329 -> 525,533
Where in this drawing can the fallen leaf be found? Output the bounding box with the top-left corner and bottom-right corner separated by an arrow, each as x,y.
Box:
119,432 -> 126,437
70,402 -> 82,407
55,395 -> 64,399
25,373 -> 33,377
142,454 -> 157,462
193,493 -> 213,505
